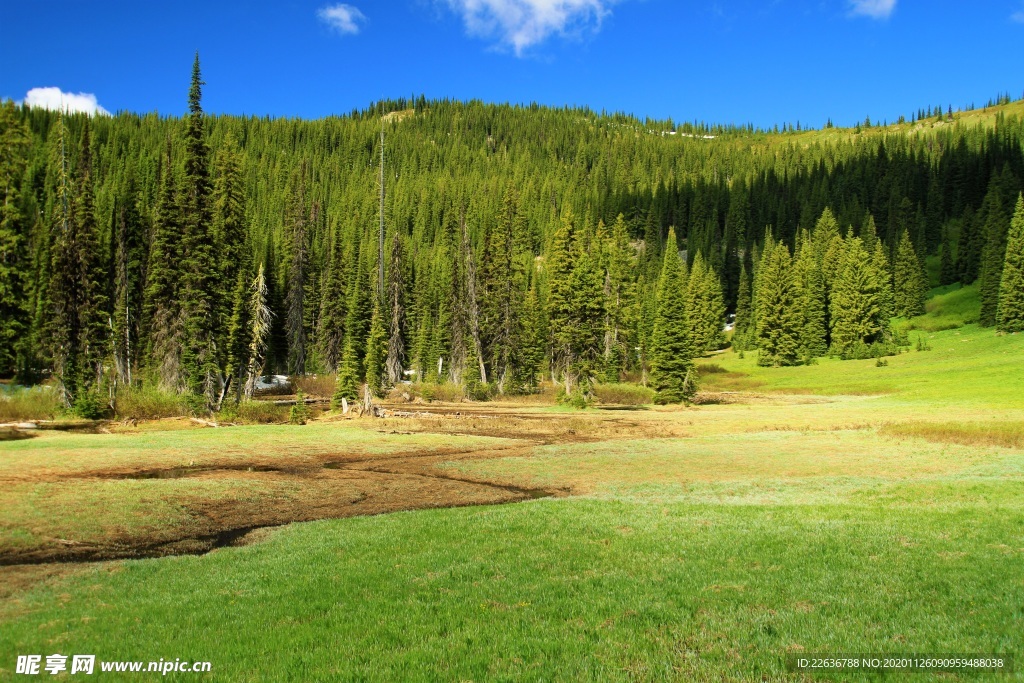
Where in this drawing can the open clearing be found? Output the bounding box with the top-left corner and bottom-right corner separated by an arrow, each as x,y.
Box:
2,321 -> 1023,680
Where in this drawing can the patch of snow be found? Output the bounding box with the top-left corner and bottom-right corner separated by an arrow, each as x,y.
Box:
255,375 -> 291,390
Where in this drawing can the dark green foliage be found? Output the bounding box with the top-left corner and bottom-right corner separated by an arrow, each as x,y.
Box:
225,266 -> 252,398
893,230 -> 927,318
732,262 -> 753,352
755,240 -> 802,367
179,53 -> 219,399
829,237 -> 886,357
979,184 -> 1010,327
364,299 -> 388,397
997,194 -> 1024,332
547,210 -> 604,394
0,102 -> 30,377
650,228 -> 696,404
601,214 -> 635,381
285,165 -> 310,375
939,224 -> 957,286
111,176 -> 146,386
6,80 -> 1024,397
144,140 -> 184,389
685,251 -> 725,356
331,337 -> 361,408
212,133 -> 247,359
793,235 -> 827,358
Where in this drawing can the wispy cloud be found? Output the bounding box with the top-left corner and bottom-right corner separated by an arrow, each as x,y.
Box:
442,0 -> 619,56
318,3 -> 367,35
1012,4 -> 1024,23
22,87 -> 110,116
847,0 -> 896,20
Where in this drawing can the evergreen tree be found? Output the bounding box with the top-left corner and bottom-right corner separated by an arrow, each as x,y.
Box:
793,234 -> 827,358
517,279 -> 545,388
111,176 -> 146,386
547,209 -> 604,394
686,252 -> 725,355
0,102 -> 30,377
602,213 -> 634,380
316,222 -> 348,371
212,133 -> 247,356
755,240 -> 802,367
72,119 -> 108,394
830,237 -> 885,356
893,230 -> 926,318
225,266 -> 252,400
143,140 -> 183,389
979,187 -> 1010,327
331,336 -> 361,407
285,165 -> 309,374
46,113 -> 81,404
732,261 -> 753,351
179,53 -> 219,399
997,194 -> 1024,333
649,228 -> 696,403
364,298 -> 388,396
938,224 -> 957,286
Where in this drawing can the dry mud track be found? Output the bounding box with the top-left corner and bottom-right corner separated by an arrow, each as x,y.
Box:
0,443 -> 561,568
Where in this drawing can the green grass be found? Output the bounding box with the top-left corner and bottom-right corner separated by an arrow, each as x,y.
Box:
900,283 -> 981,333
2,288 -> 1023,680
2,495 -> 1021,681
700,321 -> 1024,408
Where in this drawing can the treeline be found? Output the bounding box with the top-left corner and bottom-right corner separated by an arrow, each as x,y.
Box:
1,57 -> 1023,411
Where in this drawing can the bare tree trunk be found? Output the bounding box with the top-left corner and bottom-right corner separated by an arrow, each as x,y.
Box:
461,215 -> 487,384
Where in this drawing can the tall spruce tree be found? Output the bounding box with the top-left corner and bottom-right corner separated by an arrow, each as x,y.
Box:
649,228 -> 696,403
111,176 -> 145,386
547,209 -> 604,394
212,133 -> 247,357
830,237 -> 885,356
893,230 -> 926,318
601,213 -> 634,381
793,234 -> 828,358
179,53 -> 219,399
72,120 -> 108,395
331,336 -> 361,407
364,298 -> 388,396
316,222 -> 348,371
0,102 -> 30,377
285,165 -> 309,375
997,194 -> 1024,333
755,240 -> 802,367
686,251 -> 725,355
46,113 -> 81,404
979,186 -> 1010,327
732,261 -> 753,351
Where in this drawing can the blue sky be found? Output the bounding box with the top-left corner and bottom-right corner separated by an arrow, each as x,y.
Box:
2,1 -> 1023,129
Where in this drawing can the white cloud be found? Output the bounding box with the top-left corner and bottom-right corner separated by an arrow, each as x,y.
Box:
847,0 -> 896,19
22,87 -> 110,116
318,3 -> 367,34
1012,6 -> 1024,23
443,0 -> 617,56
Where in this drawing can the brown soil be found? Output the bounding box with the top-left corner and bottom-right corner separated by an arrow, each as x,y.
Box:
0,403 -> 688,572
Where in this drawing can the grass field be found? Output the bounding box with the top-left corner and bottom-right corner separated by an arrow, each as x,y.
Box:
2,291 -> 1023,680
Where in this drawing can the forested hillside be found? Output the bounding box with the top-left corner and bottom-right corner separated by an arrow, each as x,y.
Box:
1,58 -> 1023,412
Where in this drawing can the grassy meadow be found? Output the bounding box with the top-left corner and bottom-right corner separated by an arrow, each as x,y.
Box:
2,287 -> 1023,681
